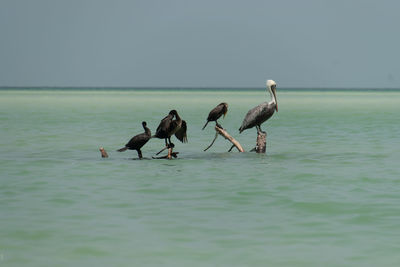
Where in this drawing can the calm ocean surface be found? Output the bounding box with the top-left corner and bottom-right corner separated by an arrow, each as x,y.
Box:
1,88 -> 400,266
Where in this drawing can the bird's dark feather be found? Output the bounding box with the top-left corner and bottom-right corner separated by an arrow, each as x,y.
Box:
118,122 -> 151,153
207,104 -> 226,121
125,133 -> 150,150
155,114 -> 174,139
175,120 -> 188,143
203,103 -> 228,130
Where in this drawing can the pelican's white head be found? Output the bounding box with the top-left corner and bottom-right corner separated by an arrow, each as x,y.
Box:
266,79 -> 276,88
266,79 -> 278,112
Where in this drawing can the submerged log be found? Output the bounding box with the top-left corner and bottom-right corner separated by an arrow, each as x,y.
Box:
152,144 -> 179,159
100,145 -> 178,160
99,147 -> 109,158
204,125 -> 244,152
152,150 -> 179,159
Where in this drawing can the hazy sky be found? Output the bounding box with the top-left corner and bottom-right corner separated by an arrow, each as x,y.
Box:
1,0 -> 399,88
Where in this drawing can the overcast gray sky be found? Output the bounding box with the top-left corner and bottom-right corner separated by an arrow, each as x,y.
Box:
0,0 -> 399,88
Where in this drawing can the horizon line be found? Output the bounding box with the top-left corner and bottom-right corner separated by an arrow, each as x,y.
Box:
1,85 -> 400,91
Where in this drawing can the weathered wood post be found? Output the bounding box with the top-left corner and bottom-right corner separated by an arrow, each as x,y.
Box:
255,131 -> 266,153
99,147 -> 109,158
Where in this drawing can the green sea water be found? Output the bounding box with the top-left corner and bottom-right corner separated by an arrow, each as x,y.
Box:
1,89 -> 400,266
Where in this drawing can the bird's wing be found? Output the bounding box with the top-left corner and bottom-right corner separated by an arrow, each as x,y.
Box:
239,102 -> 268,131
175,120 -> 188,143
207,105 -> 221,121
156,114 -> 172,136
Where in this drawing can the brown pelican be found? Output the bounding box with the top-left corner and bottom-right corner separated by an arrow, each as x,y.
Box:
239,80 -> 278,134
153,110 -> 187,148
117,121 -> 151,159
202,102 -> 228,130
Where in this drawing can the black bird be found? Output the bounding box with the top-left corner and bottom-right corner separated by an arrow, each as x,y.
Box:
153,110 -> 187,148
239,80 -> 278,134
202,102 -> 228,130
117,121 -> 151,159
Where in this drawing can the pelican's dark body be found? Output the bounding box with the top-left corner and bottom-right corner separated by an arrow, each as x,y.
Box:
239,102 -> 276,133
202,102 -> 228,130
117,121 -> 151,158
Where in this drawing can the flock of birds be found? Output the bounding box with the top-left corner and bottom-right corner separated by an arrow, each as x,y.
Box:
117,80 -> 278,159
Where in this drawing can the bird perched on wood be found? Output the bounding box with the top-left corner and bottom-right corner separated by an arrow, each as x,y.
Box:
117,121 -> 151,159
239,80 -> 278,134
202,102 -> 228,130
153,110 -> 187,148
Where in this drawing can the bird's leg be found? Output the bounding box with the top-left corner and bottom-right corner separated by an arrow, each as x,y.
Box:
256,125 -> 266,134
137,149 -> 143,159
215,121 -> 222,129
256,125 -> 261,135
168,137 -> 174,148
251,126 -> 260,152
167,143 -> 175,160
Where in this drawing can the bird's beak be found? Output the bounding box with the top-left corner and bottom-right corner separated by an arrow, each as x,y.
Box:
272,87 -> 278,112
223,110 -> 227,118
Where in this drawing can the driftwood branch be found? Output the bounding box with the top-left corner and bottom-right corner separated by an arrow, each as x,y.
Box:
100,145 -> 178,160
156,146 -> 169,155
204,132 -> 219,151
152,147 -> 179,159
204,126 -> 244,152
153,144 -> 178,159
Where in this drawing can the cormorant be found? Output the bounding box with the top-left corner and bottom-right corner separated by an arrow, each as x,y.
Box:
117,121 -> 151,159
153,110 -> 187,148
202,102 -> 228,130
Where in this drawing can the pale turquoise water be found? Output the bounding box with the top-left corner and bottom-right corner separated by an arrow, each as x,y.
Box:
1,89 -> 400,266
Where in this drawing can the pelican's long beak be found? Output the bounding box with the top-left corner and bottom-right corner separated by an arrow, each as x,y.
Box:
272,87 -> 278,112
